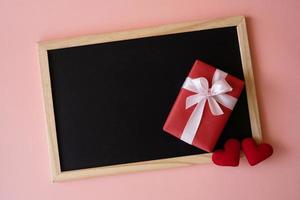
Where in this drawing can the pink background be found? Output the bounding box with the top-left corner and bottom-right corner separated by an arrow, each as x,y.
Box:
1,0 -> 299,199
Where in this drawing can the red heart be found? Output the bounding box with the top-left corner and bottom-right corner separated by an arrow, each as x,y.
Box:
242,138 -> 273,166
212,139 -> 240,167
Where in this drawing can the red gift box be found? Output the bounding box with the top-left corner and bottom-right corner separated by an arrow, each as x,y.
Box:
163,60 -> 244,152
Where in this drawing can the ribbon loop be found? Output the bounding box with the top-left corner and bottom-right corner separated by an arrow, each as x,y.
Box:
210,79 -> 232,96
180,69 -> 238,144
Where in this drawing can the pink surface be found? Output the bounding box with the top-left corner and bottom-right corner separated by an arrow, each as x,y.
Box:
0,0 -> 299,199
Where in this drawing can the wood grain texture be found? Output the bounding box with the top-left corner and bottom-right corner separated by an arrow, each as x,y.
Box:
38,45 -> 61,181
55,154 -> 212,182
38,15 -> 262,182
38,16 -> 243,49
236,17 -> 263,143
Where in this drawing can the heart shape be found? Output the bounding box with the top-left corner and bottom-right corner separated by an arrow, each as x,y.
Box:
212,139 -> 240,167
242,138 -> 273,166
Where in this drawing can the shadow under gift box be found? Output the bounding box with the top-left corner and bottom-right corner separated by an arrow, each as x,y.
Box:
163,60 -> 244,152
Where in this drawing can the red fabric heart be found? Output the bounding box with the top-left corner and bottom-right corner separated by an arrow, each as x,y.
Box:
242,138 -> 273,166
212,139 -> 240,167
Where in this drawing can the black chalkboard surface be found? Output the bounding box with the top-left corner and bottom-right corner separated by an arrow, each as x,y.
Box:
39,16 -> 262,181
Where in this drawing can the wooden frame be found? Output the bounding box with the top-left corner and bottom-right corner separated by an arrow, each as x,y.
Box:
38,15 -> 262,182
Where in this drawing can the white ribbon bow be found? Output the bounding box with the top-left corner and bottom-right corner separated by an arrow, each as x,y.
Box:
180,69 -> 238,144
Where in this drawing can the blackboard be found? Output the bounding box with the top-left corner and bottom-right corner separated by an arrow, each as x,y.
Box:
39,16 -> 262,181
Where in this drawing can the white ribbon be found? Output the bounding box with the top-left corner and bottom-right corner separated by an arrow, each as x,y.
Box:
180,69 -> 238,144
